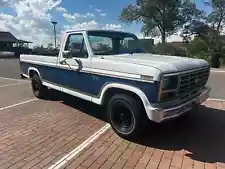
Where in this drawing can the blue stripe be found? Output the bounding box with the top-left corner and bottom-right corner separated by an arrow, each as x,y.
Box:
20,61 -> 159,102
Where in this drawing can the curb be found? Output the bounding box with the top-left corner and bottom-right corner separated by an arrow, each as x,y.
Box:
208,98 -> 225,102
210,68 -> 225,73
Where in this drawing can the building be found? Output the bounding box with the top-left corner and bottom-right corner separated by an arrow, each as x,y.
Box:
167,41 -> 188,50
128,39 -> 154,53
0,31 -> 32,50
0,31 -> 32,57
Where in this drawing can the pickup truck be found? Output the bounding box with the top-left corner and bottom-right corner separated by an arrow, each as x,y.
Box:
20,29 -> 211,138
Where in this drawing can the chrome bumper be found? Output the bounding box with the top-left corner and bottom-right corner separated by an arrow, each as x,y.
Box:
149,86 -> 211,123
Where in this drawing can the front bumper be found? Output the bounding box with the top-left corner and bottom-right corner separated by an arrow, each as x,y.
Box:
148,86 -> 211,123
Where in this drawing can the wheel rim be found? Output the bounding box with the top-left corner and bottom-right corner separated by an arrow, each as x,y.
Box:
110,101 -> 135,134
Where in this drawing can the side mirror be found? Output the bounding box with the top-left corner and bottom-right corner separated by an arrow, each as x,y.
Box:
62,51 -> 73,59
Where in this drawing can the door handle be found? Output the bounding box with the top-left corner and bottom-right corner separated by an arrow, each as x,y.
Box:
74,58 -> 81,64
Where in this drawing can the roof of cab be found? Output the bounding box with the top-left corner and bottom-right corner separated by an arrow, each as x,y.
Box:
65,28 -> 132,34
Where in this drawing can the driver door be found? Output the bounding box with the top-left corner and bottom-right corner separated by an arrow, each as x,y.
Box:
59,32 -> 92,101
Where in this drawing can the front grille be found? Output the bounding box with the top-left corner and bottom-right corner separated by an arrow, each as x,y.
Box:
178,67 -> 210,104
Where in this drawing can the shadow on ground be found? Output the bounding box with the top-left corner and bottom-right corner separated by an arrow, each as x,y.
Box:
45,89 -> 108,122
130,106 -> 225,164
46,89 -> 225,164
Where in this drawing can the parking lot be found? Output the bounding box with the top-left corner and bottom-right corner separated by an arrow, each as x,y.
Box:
0,60 -> 225,169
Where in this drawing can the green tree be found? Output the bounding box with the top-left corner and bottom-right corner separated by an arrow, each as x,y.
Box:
186,36 -> 211,62
182,0 -> 225,67
47,43 -> 54,50
187,37 -> 209,55
120,0 -> 198,44
206,0 -> 225,50
32,44 -> 59,56
32,45 -> 45,55
152,43 -> 186,56
96,43 -> 111,52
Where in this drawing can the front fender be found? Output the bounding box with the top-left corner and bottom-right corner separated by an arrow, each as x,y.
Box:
92,83 -> 157,121
28,67 -> 42,81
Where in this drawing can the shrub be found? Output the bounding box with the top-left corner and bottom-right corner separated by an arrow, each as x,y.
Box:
152,43 -> 186,56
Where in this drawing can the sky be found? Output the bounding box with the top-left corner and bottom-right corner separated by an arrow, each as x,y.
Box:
0,0 -> 211,47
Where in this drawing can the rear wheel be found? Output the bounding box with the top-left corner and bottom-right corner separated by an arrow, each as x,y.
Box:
106,94 -> 142,138
31,73 -> 47,99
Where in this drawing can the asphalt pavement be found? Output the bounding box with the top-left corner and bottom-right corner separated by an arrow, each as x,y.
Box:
0,58 -> 224,99
0,58 -> 21,79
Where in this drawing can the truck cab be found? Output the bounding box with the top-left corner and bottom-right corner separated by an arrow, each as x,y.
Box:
20,29 -> 211,138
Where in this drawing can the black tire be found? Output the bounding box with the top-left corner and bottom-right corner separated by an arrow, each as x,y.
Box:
107,94 -> 142,138
31,73 -> 47,99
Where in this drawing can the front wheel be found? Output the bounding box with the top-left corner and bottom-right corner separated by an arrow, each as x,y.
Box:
31,73 -> 47,99
106,94 -> 142,138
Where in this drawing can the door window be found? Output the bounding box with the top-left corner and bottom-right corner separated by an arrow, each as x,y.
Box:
64,33 -> 88,58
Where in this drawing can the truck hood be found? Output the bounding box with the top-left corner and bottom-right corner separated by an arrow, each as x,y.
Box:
103,53 -> 209,73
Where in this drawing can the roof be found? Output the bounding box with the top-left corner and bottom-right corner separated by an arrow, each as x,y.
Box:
0,31 -> 17,43
17,39 -> 32,43
0,31 -> 32,43
66,28 -> 132,34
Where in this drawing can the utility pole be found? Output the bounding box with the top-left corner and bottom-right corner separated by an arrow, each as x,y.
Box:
51,21 -> 57,48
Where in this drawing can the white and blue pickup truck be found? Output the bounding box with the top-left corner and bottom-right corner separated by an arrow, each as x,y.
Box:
20,29 -> 211,138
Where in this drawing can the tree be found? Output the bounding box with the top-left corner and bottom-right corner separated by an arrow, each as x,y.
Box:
152,43 -> 186,56
47,43 -> 54,50
32,45 -> 45,55
32,44 -> 59,56
206,0 -> 225,49
96,43 -> 111,52
187,37 -> 209,55
182,0 -> 225,68
186,36 -> 211,62
120,0 -> 197,44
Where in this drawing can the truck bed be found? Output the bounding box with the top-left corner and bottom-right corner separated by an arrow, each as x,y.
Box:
19,54 -> 59,78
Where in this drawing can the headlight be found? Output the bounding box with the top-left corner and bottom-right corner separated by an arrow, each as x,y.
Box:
161,75 -> 179,90
159,75 -> 179,102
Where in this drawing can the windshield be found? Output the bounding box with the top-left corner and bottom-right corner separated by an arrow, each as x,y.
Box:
87,31 -> 146,55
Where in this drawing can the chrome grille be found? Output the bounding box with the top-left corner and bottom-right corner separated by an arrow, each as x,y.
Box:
179,67 -> 210,104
